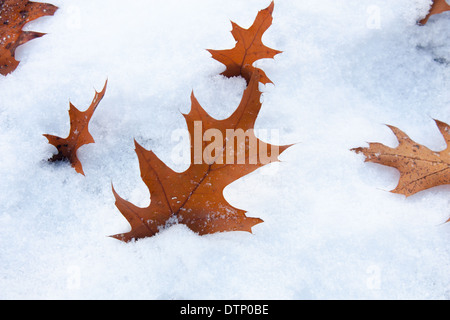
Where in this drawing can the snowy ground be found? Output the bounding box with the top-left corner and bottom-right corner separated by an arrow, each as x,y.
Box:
0,0 -> 449,299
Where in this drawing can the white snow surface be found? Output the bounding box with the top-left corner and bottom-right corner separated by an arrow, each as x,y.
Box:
1,0 -> 450,299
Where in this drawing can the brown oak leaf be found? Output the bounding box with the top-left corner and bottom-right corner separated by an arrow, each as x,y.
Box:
352,119 -> 450,198
419,0 -> 450,25
111,71 -> 291,242
207,1 -> 281,85
44,81 -> 108,176
0,0 -> 58,76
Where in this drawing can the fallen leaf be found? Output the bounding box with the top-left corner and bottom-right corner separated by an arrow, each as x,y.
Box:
112,71 -> 291,242
419,0 -> 450,25
352,119 -> 450,197
207,1 -> 281,85
0,0 -> 58,76
44,81 -> 108,175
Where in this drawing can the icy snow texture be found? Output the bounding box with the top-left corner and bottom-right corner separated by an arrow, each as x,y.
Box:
0,0 -> 449,299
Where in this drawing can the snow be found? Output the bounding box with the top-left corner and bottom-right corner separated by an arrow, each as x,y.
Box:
1,0 -> 449,299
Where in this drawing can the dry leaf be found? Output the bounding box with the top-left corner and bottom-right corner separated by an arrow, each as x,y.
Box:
0,0 -> 58,76
419,0 -> 450,25
352,119 -> 450,197
44,81 -> 108,175
112,71 -> 291,242
207,1 -> 281,85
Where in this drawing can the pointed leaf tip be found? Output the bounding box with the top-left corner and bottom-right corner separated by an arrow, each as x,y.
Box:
208,1 -> 280,84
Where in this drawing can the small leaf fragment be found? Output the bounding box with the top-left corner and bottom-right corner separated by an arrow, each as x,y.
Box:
0,0 -> 58,75
44,80 -> 108,175
419,0 -> 450,25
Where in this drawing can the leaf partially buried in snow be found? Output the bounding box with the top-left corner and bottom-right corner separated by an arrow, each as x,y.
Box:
352,120 -> 450,198
0,0 -> 58,75
44,81 -> 108,175
419,0 -> 450,25
207,1 -> 281,85
112,71 -> 292,242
